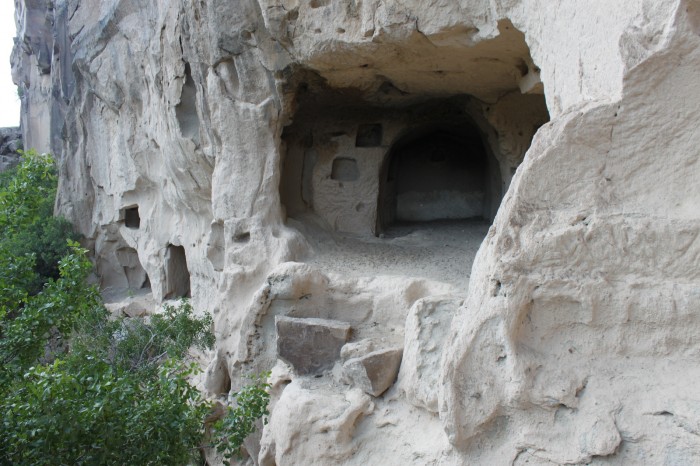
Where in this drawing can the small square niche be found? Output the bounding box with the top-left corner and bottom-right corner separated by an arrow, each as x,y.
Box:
123,206 -> 141,229
355,124 -> 382,147
331,158 -> 360,181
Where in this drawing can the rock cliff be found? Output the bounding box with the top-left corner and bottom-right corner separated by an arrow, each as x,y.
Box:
12,0 -> 700,464
0,127 -> 22,172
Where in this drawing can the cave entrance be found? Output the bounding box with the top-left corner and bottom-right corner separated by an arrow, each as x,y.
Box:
377,122 -> 496,232
278,20 -> 550,287
122,205 -> 141,229
164,245 -> 191,299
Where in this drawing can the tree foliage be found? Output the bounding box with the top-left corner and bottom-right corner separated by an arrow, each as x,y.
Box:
1,298 -> 212,464
0,152 -> 270,465
212,372 -> 272,465
0,150 -> 79,295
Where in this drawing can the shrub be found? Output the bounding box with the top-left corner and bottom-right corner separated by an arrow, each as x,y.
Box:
0,152 -> 271,464
0,241 -> 100,381
0,150 -> 79,292
0,152 -> 216,464
212,372 -> 272,464
1,358 -> 208,465
0,246 -> 215,465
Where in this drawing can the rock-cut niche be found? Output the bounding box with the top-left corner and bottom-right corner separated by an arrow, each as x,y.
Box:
176,62 -> 200,145
279,20 -> 549,281
377,120 -> 496,230
121,205 -> 141,229
164,245 -> 191,299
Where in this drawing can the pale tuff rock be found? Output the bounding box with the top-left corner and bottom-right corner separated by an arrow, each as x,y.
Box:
102,287 -> 156,318
258,382 -> 374,466
399,296 -> 462,413
203,351 -> 231,398
275,316 -> 351,375
341,347 -> 403,397
339,338 -> 379,361
12,0 -> 700,464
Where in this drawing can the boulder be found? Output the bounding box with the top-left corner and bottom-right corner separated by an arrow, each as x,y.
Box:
342,347 -> 403,397
399,297 -> 462,412
276,316 -> 351,375
0,127 -> 22,173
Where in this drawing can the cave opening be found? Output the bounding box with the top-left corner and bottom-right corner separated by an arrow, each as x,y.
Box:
175,62 -> 200,144
377,121 -> 497,233
278,20 -> 549,287
164,245 -> 191,299
123,206 -> 140,229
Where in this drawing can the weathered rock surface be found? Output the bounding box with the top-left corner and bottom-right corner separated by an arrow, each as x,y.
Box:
342,347 -> 403,397
399,296 -> 462,412
102,287 -> 156,318
0,127 -> 22,173
11,0 -> 700,464
276,316 -> 351,375
259,382 -> 374,466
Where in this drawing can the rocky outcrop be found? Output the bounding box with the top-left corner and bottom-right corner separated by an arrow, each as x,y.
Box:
12,0 -> 700,464
276,316 -> 351,375
0,127 -> 22,173
342,346 -> 403,397
399,296 -> 462,412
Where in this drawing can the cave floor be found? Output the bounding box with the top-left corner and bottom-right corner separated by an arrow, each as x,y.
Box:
290,216 -> 491,291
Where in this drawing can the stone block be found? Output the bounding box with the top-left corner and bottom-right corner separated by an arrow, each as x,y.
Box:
276,316 -> 351,375
399,297 -> 461,412
342,347 -> 403,397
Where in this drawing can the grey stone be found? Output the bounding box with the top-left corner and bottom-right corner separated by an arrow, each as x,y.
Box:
276,316 -> 351,375
217,33 -> 246,55
342,347 -> 403,397
0,127 -> 22,173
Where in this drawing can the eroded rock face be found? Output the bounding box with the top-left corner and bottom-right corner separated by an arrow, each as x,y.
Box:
259,382 -> 374,466
276,316 -> 351,375
12,0 -> 700,464
342,347 -> 403,397
399,296 -> 462,412
0,127 -> 22,173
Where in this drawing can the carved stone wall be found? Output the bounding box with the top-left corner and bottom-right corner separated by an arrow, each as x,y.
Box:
12,1 -> 700,464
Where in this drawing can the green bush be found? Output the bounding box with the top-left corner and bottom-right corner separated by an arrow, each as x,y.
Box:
212,372 -> 272,464
0,241 -> 100,381
0,150 -> 80,293
0,151 -> 94,377
1,358 -> 209,464
0,246 -> 217,465
0,151 -> 271,464
0,150 -> 57,233
71,299 -> 215,375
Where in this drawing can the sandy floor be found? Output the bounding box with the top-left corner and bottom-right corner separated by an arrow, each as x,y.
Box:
290,216 -> 491,291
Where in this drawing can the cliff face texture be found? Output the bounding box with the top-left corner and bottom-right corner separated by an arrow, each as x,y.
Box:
12,0 -> 700,464
0,127 -> 22,172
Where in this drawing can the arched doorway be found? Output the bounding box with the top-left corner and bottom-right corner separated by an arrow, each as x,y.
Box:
377,122 -> 499,233
164,245 -> 191,299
